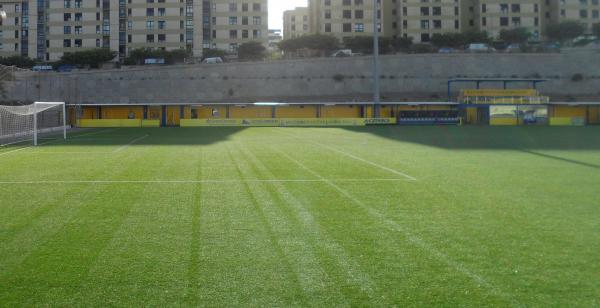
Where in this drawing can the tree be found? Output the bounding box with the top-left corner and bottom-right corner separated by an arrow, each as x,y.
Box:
202,48 -> 227,60
593,23 -> 600,38
238,41 -> 266,61
392,37 -> 414,52
123,48 -> 190,65
60,48 -> 116,68
431,33 -> 466,48
463,31 -> 491,45
499,27 -> 531,44
546,21 -> 585,43
342,36 -> 394,54
278,34 -> 339,55
0,55 -> 36,68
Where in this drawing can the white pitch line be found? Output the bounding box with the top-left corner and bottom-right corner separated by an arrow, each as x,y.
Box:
276,129 -> 417,181
0,139 -> 61,157
314,142 -> 417,181
112,134 -> 149,153
274,148 -> 519,306
0,178 -> 410,184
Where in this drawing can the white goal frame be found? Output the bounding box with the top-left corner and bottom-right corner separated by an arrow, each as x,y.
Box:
33,102 -> 67,146
0,101 -> 67,146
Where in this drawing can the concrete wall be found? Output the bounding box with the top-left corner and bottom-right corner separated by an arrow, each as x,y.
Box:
4,51 -> 600,105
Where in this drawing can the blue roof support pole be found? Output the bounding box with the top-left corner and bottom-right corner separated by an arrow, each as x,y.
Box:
161,105 -> 167,127
447,80 -> 452,101
503,81 -> 508,89
143,106 -> 148,120
180,105 -> 184,119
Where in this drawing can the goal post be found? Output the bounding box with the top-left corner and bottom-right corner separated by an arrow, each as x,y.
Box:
0,102 -> 67,146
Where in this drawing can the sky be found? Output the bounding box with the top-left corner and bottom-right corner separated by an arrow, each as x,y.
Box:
269,0 -> 308,30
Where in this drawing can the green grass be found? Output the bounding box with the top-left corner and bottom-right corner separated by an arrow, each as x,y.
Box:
0,126 -> 599,306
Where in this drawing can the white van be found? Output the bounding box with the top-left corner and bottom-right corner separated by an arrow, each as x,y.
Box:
202,57 -> 224,64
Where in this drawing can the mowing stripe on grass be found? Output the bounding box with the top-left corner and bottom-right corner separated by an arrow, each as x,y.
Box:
237,143 -> 379,302
112,134 -> 149,153
273,147 -> 520,307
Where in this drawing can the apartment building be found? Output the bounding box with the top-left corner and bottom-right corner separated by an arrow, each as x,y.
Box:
0,0 -> 267,61
208,0 -> 267,53
557,0 -> 600,33
307,0 -> 397,42
300,0 -> 596,43
0,0 -> 39,59
397,0 -> 463,42
283,7 -> 310,39
472,0 -> 545,39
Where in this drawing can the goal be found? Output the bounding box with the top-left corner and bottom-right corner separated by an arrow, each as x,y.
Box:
0,102 -> 67,146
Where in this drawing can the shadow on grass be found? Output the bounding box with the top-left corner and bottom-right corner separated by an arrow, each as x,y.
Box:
341,125 -> 600,151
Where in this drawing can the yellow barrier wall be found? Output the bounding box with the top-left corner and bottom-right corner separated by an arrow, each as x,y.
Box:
275,106 -> 317,118
230,106 -> 272,118
549,117 -> 585,126
81,107 -> 97,119
193,106 -> 226,118
141,120 -> 160,127
79,119 -> 141,128
552,105 -> 586,118
490,118 -> 518,126
588,106 -> 599,124
462,89 -> 537,97
165,106 -> 181,126
147,106 -> 162,121
102,106 -> 143,119
181,118 -> 367,127
321,105 -> 361,118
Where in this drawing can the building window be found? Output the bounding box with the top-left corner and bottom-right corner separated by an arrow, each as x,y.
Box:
253,16 -> 261,25
64,26 -> 71,34
229,16 -> 237,25
343,23 -> 351,32
229,30 -> 238,39
354,23 -> 364,32
229,3 -> 237,12
63,39 -> 71,47
253,3 -> 261,11
147,34 -> 154,43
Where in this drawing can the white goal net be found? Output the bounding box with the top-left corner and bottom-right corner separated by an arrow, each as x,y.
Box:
0,102 -> 67,146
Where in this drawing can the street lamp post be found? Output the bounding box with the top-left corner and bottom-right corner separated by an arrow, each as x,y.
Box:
372,0 -> 381,118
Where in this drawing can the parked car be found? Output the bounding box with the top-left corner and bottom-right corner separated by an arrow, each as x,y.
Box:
505,44 -> 522,53
438,47 -> 458,54
32,65 -> 53,72
331,49 -> 362,57
466,43 -> 495,53
202,57 -> 224,64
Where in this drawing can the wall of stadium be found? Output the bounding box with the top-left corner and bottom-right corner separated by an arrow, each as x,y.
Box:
4,52 -> 600,105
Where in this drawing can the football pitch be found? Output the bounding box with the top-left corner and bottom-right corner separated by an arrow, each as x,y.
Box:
0,126 -> 598,306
